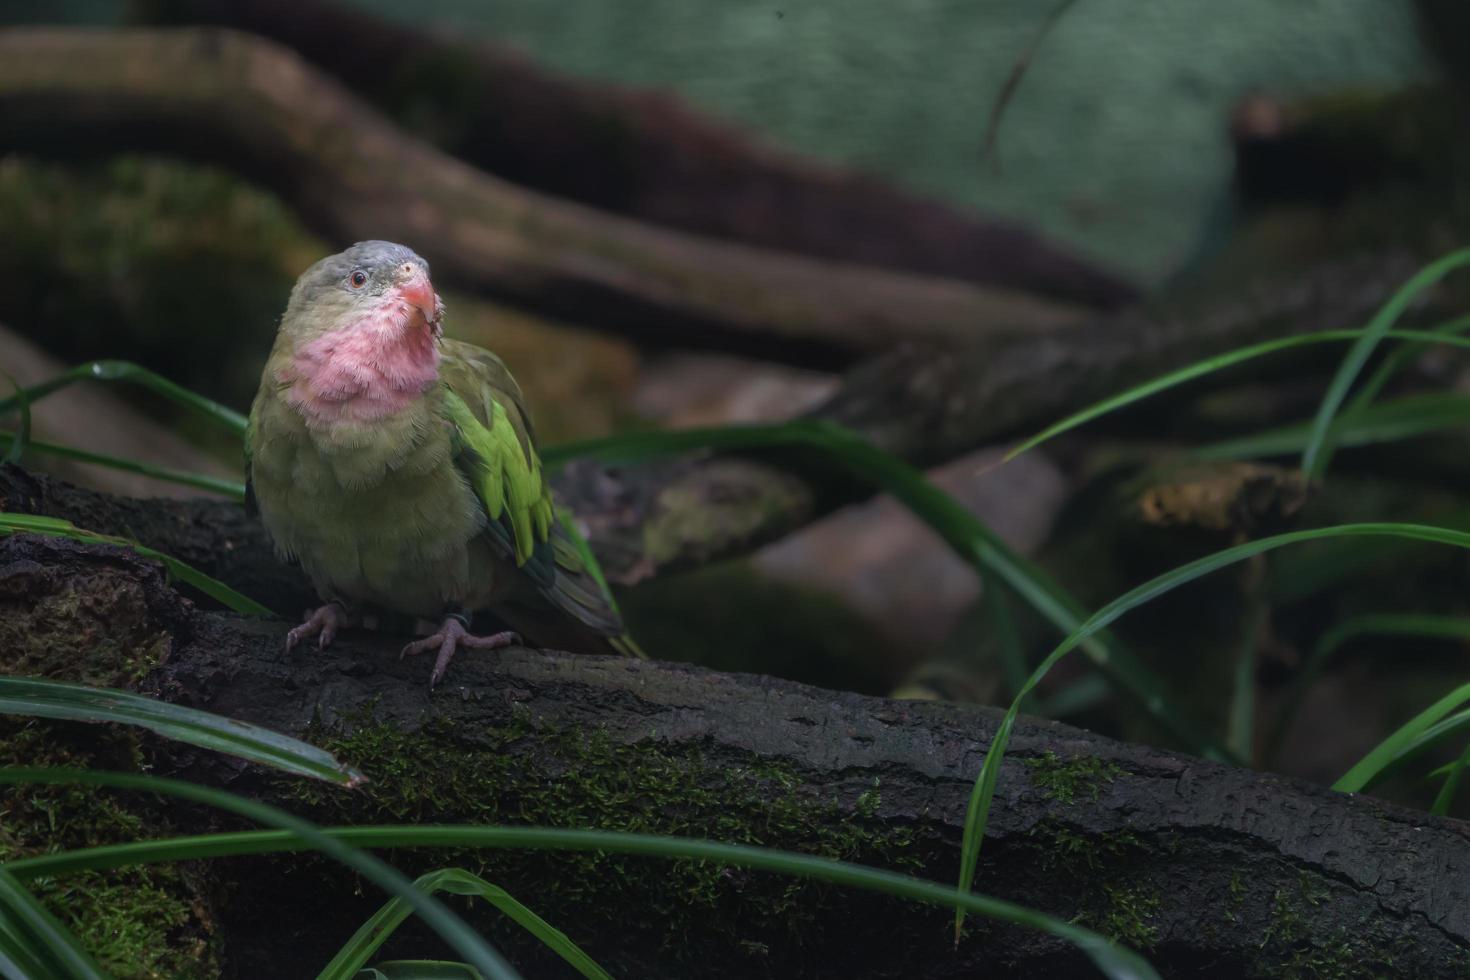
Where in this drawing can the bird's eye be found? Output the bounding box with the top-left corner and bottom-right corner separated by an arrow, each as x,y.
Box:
349,270 -> 368,288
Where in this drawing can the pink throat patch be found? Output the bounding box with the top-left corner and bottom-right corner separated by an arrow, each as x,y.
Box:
281,301 -> 440,426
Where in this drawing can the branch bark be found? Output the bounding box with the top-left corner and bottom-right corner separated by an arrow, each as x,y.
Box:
4,529 -> 1468,978
130,0 -> 1138,311
0,26 -> 1091,365
0,250 -> 1443,589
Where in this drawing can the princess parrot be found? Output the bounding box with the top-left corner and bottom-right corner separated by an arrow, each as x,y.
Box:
245,240 -> 638,686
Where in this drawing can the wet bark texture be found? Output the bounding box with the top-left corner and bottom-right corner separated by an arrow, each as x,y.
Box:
3,525 -> 1468,978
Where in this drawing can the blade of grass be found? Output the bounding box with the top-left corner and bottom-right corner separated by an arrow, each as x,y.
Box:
1343,312 -> 1470,415
1003,326 -> 1470,462
320,868 -> 610,980
0,360 -> 247,437
0,512 -> 271,615
1,372 -> 32,466
1431,740 -> 1470,816
0,769 -> 522,980
1302,247 -> 1470,480
1194,391 -> 1470,461
0,867 -> 108,980
548,420 -> 1232,762
354,963 -> 482,980
980,579 -> 1031,706
954,521 -> 1470,940
0,677 -> 362,787
0,431 -> 246,499
1266,613 -> 1470,764
5,825 -> 1160,980
1334,685 -> 1470,792
1226,599 -> 1264,766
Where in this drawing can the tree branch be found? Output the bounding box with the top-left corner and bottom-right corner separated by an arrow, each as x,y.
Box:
0,26 -> 1091,365
5,530 -> 1468,977
132,0 -> 1139,311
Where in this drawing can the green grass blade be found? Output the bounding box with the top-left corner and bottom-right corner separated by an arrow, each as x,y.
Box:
0,372 -> 32,466
0,867 -> 109,980
980,579 -> 1031,706
548,420 -> 1231,761
1226,601 -> 1263,766
321,868 -> 611,980
1194,391 -> 1470,461
955,521 -> 1470,939
1002,327 -> 1470,462
0,677 -> 362,787
1302,247 -> 1470,480
1343,313 -> 1470,415
0,512 -> 272,615
1334,688 -> 1470,792
1431,740 -> 1470,816
1267,614 -> 1470,763
0,431 -> 246,499
0,769 -> 522,980
354,962 -> 482,980
0,361 -> 247,437
5,825 -> 1160,980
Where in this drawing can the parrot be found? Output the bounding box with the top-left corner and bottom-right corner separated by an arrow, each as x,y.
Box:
245,240 -> 640,686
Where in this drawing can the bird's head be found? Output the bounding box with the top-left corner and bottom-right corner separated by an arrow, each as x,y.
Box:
281,240 -> 443,344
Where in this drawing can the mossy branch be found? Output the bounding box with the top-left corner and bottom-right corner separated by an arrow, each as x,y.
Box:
4,525 -> 1469,977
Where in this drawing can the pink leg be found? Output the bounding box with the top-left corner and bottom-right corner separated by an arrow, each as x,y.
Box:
285,601 -> 352,652
400,615 -> 521,688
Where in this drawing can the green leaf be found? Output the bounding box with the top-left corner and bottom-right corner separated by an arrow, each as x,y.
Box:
1002,325 -> 1470,462
0,431 -> 245,499
0,360 -> 247,437
0,867 -> 109,980
1194,391 -> 1470,461
955,521 -> 1470,939
1334,685 -> 1470,793
1431,740 -> 1470,816
6,825 -> 1160,980
1267,613 -> 1470,763
0,677 -> 362,787
322,868 -> 610,980
1303,247 -> 1470,479
354,962 -> 483,980
0,512 -> 272,615
0,371 -> 32,466
0,769 -> 522,980
547,420 -> 1232,762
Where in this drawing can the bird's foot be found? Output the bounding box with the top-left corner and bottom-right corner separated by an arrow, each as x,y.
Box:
400,614 -> 521,688
286,600 -> 351,653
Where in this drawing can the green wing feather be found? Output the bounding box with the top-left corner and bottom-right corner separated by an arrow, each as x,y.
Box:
439,340 -> 637,651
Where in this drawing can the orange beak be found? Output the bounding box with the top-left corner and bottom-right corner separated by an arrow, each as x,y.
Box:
395,265 -> 440,331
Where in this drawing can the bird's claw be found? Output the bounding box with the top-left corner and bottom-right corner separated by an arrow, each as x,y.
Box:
400,616 -> 521,688
285,601 -> 349,653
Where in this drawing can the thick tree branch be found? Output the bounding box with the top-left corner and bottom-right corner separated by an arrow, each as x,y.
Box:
131,0 -> 1138,311
0,252 -> 1443,587
4,530 -> 1468,977
0,27 -> 1091,365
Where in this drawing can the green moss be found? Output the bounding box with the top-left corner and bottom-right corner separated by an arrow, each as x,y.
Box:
1074,881 -> 1161,950
279,709 -> 924,962
1024,751 -> 1124,805
1254,871 -> 1406,980
0,723 -> 218,979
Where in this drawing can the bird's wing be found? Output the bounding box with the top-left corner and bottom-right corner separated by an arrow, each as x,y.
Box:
439,340 -> 629,640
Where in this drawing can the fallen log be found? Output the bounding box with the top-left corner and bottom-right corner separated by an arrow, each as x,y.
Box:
132,0 -> 1139,310
0,27 -> 1090,365
3,529 -> 1467,978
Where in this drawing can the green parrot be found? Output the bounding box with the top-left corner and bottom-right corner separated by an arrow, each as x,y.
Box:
246,240 -> 639,686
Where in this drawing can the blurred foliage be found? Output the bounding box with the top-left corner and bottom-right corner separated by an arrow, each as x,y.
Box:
0,155 -> 314,406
